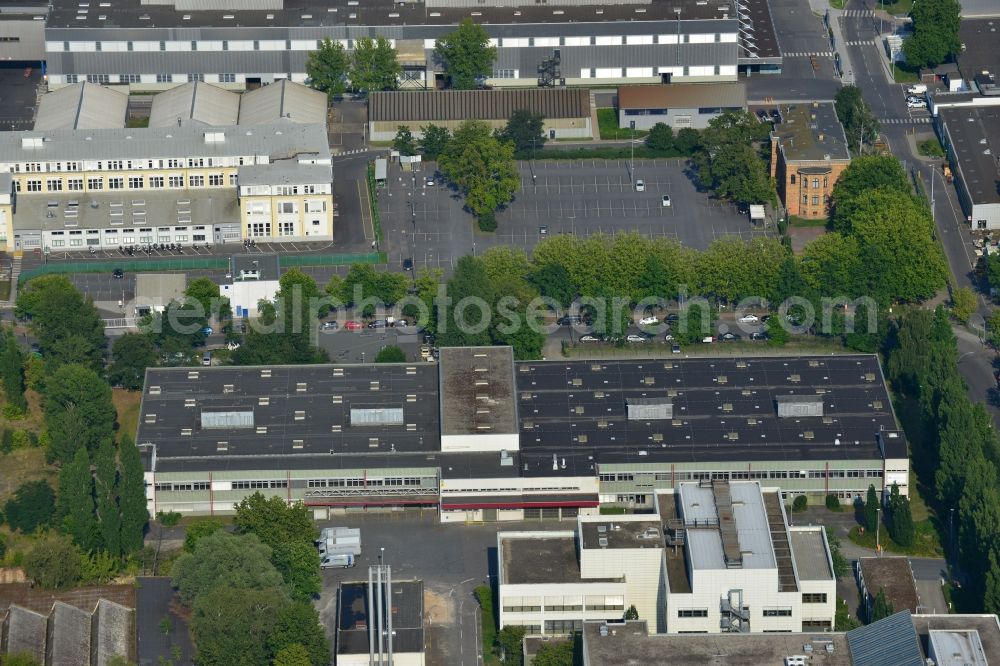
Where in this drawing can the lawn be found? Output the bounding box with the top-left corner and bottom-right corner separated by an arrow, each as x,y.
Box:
597,108 -> 649,141
829,0 -> 846,8
475,585 -> 500,666
880,0 -> 914,15
113,388 -> 142,443
917,138 -> 946,159
893,63 -> 921,84
848,519 -> 943,557
0,448 -> 55,506
787,215 -> 829,228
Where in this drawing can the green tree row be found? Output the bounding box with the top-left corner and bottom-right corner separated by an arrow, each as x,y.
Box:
306,36 -> 402,97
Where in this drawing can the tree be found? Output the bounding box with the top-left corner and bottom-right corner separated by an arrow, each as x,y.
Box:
825,527 -> 851,578
43,364 -> 116,463
792,495 -> 808,512
374,345 -> 406,363
496,625 -> 526,666
94,438 -> 122,558
434,19 -> 497,90
887,482 -> 915,548
951,286 -> 977,323
58,447 -> 99,551
349,36 -> 401,93
501,109 -> 546,159
870,587 -> 894,623
24,535 -> 80,589
674,127 -> 701,155
190,586 -> 287,666
800,233 -> 862,297
436,255 -> 495,348
4,480 -> 55,533
392,126 -> 417,157
0,327 -> 26,413
831,155 -> 910,233
529,262 -> 576,308
15,275 -> 106,373
696,236 -> 786,303
273,645 -> 312,666
184,517 -> 225,553
989,310 -> 1000,349
108,333 -> 158,391
624,605 -> 639,620
234,493 -> 318,550
694,112 -> 774,207
645,122 -> 674,153
834,86 -> 881,155
271,541 -> 322,602
266,602 -> 331,666
305,38 -> 349,98
864,484 -> 880,533
172,531 -> 287,605
334,264 -> 408,313
903,0 -> 961,69
532,640 -> 574,666
438,120 -> 519,219
185,278 -> 223,318
419,124 -> 451,161
118,435 -> 149,554
765,315 -> 789,346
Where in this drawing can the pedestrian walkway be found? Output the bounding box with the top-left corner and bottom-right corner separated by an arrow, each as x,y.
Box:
843,9 -> 874,16
0,255 -> 21,309
878,117 -> 932,125
845,40 -> 877,46
782,51 -> 836,57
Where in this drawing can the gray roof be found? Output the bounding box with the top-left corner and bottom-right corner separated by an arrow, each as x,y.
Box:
579,520 -> 663,550
148,81 -> 240,129
679,481 -> 776,571
1,121 -> 331,164
912,615 -> 1000,664
135,273 -> 188,307
439,346 -> 518,437
773,102 -> 851,163
49,601 -> 92,665
928,629 -> 989,665
6,605 -> 48,662
237,163 -> 332,186
940,105 -> 1000,205
847,610 -> 924,666
790,528 -> 833,581
958,0 -> 1000,18
500,533 -> 620,585
239,80 -> 328,126
370,88 -> 591,123
33,82 -> 128,131
618,83 -> 747,110
232,253 -> 281,280
92,599 -> 134,666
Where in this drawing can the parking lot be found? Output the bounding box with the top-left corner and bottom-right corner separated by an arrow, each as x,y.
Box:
380,158 -> 770,271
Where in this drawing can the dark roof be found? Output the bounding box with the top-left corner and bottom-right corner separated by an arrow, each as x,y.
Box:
739,0 -> 781,61
46,0 -> 734,30
439,346 -> 517,436
618,83 -> 746,110
515,354 -> 899,477
847,610 -> 924,666
957,19 -> 1000,84
370,89 -> 591,124
137,363 -> 441,464
773,102 -> 851,163
859,557 -> 920,614
500,535 -> 620,585
337,580 -> 423,655
135,577 -> 194,666
940,105 -> 1000,205
231,253 -> 280,281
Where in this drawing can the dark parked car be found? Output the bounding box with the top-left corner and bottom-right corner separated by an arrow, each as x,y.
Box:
755,109 -> 770,122
769,109 -> 782,124
112,268 -> 124,279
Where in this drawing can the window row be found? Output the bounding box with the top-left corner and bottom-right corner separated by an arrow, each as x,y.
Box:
677,609 -> 708,618
606,469 -> 885,483
790,174 -> 830,188
17,174 -> 235,193
763,608 -> 793,617
10,157 -> 246,173
802,593 -> 828,604
231,480 -> 288,489
154,482 -> 210,492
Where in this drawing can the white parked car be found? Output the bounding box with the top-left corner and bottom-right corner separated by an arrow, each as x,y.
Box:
635,179 -> 645,192
907,98 -> 927,109
638,316 -> 660,326
738,314 -> 760,324
580,335 -> 600,343
626,334 -> 647,343
661,194 -> 671,207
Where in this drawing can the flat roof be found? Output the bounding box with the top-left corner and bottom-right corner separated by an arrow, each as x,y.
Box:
135,273 -> 187,306
439,346 -> 517,437
515,354 -> 898,477
237,163 -> 332,186
859,557 -> 919,613
618,83 -> 747,110
337,579 -> 423,655
231,253 -> 280,281
940,105 -> 1000,205
137,363 -> 442,463
0,121 -> 330,164
34,83 -> 127,131
957,19 -> 1000,84
46,0 -> 739,30
679,481 -> 776,570
501,535 -> 581,585
582,621 -> 851,665
579,520 -> 663,550
370,88 -> 591,123
928,629 -> 989,665
790,528 -> 832,580
12,188 -> 240,233
773,102 -> 851,163
913,615 -> 1000,663
959,0 -> 1000,18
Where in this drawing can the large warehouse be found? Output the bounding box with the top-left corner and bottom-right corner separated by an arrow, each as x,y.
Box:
38,0 -> 781,91
136,348 -> 909,521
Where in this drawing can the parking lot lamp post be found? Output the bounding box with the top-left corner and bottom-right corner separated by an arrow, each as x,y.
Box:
630,120 -> 635,182
875,505 -> 881,555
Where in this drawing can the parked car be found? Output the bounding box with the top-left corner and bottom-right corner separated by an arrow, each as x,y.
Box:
320,553 -> 355,569
557,315 -> 582,326
635,179 -> 645,192
671,344 -> 682,354
320,321 -> 339,331
369,319 -> 388,328
226,341 -> 241,351
702,336 -> 715,343
907,98 -> 927,109
626,334 -> 647,343
663,333 -> 675,341
769,109 -> 782,123
344,320 -> 363,331
425,176 -> 435,186
638,316 -> 660,326
720,332 -> 741,341
661,194 -> 671,207
201,352 -> 211,366
906,84 -> 927,95
580,335 -> 600,343
738,314 -> 760,324
112,268 -> 124,279
755,109 -> 770,122
750,332 -> 768,341
201,326 -> 213,336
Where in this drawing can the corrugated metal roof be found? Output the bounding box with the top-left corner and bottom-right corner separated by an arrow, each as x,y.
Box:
847,610 -> 924,666
369,88 -> 591,123
618,82 -> 747,111
148,81 -> 240,129
34,83 -> 128,131
238,79 -> 328,126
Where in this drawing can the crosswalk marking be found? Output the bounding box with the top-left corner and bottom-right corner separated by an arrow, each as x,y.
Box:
877,117 -> 932,125
845,40 -> 877,46
783,51 -> 835,57
843,9 -> 874,17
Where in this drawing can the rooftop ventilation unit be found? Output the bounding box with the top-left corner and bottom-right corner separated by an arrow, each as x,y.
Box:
627,398 -> 673,420
776,395 -> 823,418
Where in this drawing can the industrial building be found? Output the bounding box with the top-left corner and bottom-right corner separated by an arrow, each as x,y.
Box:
337,577 -> 425,666
0,599 -> 133,666
616,83 -> 747,130
856,557 -> 921,621
497,482 -> 836,636
368,88 -> 593,141
135,350 -> 909,519
34,0 -> 781,91
937,105 -> 1000,230
0,114 -> 334,251
770,102 -> 852,220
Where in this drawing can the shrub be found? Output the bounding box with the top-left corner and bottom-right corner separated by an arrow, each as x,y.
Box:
792,495 -> 808,512
477,210 -> 497,232
156,511 -> 182,527
24,535 -> 81,589
825,494 -> 842,511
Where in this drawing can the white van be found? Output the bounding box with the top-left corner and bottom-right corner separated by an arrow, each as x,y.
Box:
320,553 -> 355,569
906,84 -> 927,95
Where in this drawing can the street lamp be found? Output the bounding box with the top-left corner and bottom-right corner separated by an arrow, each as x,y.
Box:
630,120 -> 636,183
875,505 -> 881,555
